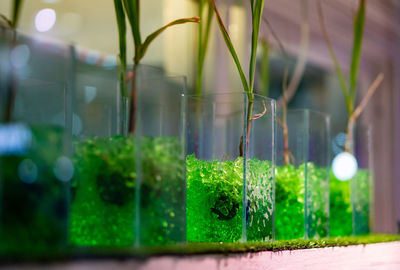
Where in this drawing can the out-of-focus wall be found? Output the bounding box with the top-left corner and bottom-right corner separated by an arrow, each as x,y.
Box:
260,0 -> 400,233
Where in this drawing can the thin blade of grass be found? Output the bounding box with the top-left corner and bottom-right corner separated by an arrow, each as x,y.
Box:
0,14 -> 12,27
349,0 -> 365,104
259,39 -> 269,97
277,0 -> 309,108
138,17 -> 200,63
114,0 -> 128,97
11,0 -> 23,28
210,0 -> 249,92
262,16 -> 288,61
350,73 -> 383,122
201,3 -> 214,64
317,1 -> 352,114
122,0 -> 142,57
196,0 -> 205,95
249,0 -> 265,94
196,0 -> 214,95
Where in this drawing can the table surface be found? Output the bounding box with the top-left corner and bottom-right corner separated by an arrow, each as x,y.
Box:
1,241 -> 400,270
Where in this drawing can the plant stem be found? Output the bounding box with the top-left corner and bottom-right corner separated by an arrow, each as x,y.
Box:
11,0 -> 23,28
128,64 -> 138,134
3,0 -> 23,123
4,28 -> 18,123
349,0 -> 365,103
249,0 -> 264,93
344,73 -> 383,152
317,0 -> 352,116
195,0 -> 213,96
282,67 -> 290,165
259,39 -> 269,97
196,0 -> 204,96
276,0 -> 309,108
115,0 -> 199,135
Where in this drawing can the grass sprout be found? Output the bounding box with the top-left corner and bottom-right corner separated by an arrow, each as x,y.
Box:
317,0 -> 384,152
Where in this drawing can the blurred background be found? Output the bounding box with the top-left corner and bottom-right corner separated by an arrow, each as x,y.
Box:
0,0 -> 399,234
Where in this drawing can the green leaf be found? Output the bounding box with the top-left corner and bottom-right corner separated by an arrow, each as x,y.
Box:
249,0 -> 265,93
11,0 -> 23,28
114,0 -> 127,68
114,0 -> 128,97
349,0 -> 365,104
137,17 -> 200,64
122,0 -> 142,63
196,0 -> 214,95
317,1 -> 352,114
210,0 -> 249,93
260,39 -> 269,97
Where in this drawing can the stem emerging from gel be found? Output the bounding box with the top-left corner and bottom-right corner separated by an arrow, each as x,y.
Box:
211,0 -> 265,157
114,0 -> 200,135
318,0 -> 383,153
262,0 -> 309,165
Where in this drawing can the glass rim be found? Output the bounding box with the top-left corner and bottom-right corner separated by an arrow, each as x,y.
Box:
184,91 -> 276,104
282,108 -> 330,119
130,64 -> 187,80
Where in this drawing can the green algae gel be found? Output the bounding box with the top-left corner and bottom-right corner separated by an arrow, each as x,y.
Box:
0,126 -> 68,256
186,155 -> 273,242
275,163 -> 329,240
69,136 -> 185,246
330,169 -> 371,237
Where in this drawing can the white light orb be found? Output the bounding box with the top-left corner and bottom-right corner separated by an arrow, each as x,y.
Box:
35,8 -> 56,32
332,152 -> 358,181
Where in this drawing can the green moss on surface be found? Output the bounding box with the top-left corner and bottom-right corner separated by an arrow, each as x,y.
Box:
186,155 -> 273,242
127,234 -> 400,256
1,235 -> 399,262
69,135 -> 185,247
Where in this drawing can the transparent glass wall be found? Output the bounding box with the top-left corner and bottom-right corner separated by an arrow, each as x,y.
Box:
352,125 -> 373,235
0,30 -> 71,257
73,63 -> 119,138
69,65 -> 187,247
275,109 -> 330,240
186,93 -> 275,242
330,123 -> 373,236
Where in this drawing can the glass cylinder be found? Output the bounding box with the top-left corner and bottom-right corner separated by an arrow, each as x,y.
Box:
275,109 -> 330,240
73,64 -> 120,138
330,123 -> 373,236
0,124 -> 70,258
0,29 -> 72,257
186,93 -> 275,242
69,65 -> 186,247
352,125 -> 373,235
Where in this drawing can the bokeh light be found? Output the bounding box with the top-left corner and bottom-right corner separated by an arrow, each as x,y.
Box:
53,156 -> 74,182
332,152 -> 358,181
35,8 -> 57,32
18,159 -> 38,184
0,124 -> 32,156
